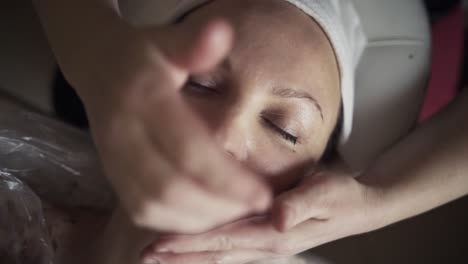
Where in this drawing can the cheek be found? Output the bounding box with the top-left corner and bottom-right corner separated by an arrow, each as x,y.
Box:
306,128 -> 334,158
247,133 -> 318,194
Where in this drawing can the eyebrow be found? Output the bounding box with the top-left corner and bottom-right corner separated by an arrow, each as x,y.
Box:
271,87 -> 324,120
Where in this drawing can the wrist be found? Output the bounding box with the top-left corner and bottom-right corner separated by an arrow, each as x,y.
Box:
361,182 -> 389,232
358,163 -> 403,232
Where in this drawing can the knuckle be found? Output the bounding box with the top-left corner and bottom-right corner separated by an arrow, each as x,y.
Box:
269,237 -> 296,256
319,192 -> 335,211
310,179 -> 336,211
277,200 -> 298,224
209,252 -> 227,264
215,236 -> 234,251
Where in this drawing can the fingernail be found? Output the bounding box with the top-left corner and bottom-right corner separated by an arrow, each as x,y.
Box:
156,248 -> 169,253
142,256 -> 160,264
142,250 -> 162,264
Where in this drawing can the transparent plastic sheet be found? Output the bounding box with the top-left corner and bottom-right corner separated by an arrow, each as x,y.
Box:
0,102 -> 114,210
0,171 -> 54,264
0,100 -> 114,263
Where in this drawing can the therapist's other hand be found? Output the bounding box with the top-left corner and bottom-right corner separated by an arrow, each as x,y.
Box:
65,19 -> 271,234
143,171 -> 383,263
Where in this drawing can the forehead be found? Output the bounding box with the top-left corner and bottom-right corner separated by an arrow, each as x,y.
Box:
188,0 -> 332,60
187,1 -> 336,75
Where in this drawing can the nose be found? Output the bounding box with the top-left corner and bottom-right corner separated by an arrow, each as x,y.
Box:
216,113 -> 249,162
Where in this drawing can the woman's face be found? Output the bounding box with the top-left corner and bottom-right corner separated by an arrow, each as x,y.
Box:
178,0 -> 341,192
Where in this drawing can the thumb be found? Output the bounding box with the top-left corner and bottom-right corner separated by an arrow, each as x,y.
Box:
152,18 -> 234,74
272,177 -> 326,232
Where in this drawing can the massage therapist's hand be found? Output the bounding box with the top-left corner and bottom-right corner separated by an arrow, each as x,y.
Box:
142,171 -> 384,264
34,0 -> 271,233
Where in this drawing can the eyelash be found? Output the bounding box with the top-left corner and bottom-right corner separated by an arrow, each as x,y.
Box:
185,80 -> 219,96
262,117 -> 298,145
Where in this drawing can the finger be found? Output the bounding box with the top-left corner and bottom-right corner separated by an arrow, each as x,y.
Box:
142,94 -> 271,212
153,18 -> 234,74
142,250 -> 269,264
272,176 -> 329,232
148,217 -> 334,257
114,139 -> 250,233
146,219 -> 340,260
97,113 -> 170,212
101,115 -> 208,231
147,217 -> 284,254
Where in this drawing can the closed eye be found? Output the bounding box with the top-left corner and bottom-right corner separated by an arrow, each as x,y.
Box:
184,80 -> 220,96
261,116 -> 298,145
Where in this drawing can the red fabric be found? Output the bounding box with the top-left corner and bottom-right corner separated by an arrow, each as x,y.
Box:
419,7 -> 465,123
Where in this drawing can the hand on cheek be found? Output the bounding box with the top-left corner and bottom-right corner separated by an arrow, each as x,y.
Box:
84,18 -> 272,234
